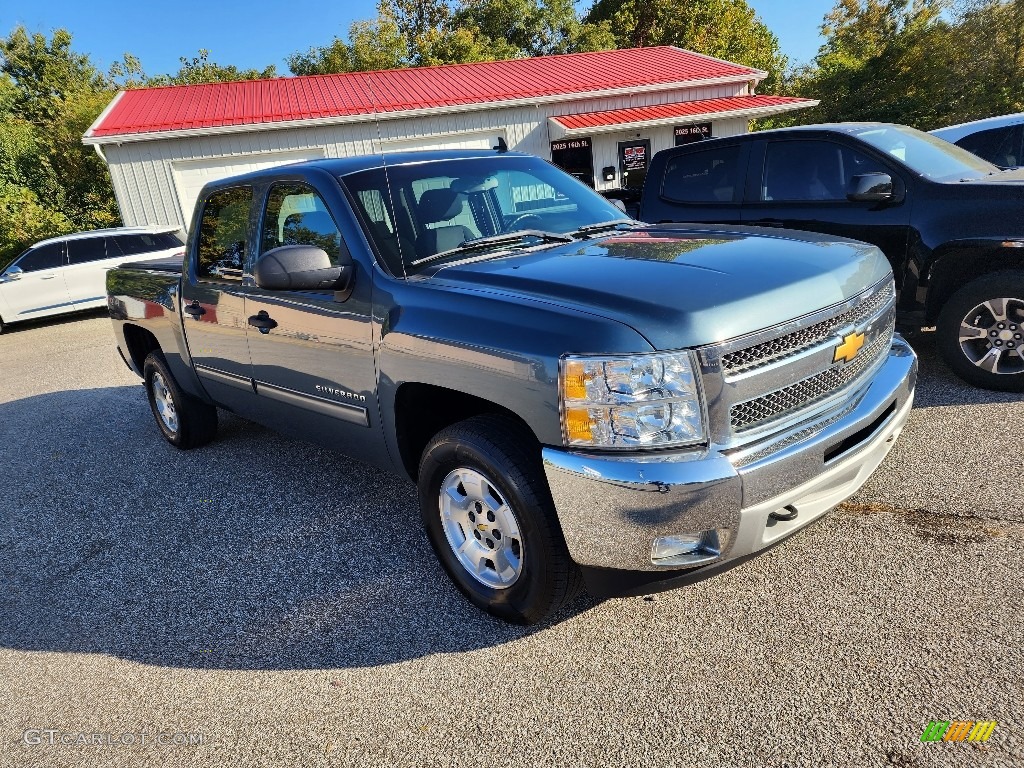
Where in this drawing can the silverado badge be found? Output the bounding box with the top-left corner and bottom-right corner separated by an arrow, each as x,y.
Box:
833,331 -> 866,364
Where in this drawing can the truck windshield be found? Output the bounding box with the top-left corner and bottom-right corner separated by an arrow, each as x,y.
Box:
340,155 -> 626,276
851,124 -> 999,182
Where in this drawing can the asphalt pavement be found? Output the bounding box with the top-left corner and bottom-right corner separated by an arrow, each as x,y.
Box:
1,312 -> 1021,768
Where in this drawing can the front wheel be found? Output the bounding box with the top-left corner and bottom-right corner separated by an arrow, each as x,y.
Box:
143,351 -> 219,448
936,271 -> 1024,391
417,415 -> 582,624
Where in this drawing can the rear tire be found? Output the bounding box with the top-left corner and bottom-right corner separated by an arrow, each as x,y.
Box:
417,414 -> 582,624
936,271 -> 1024,391
143,351 -> 218,448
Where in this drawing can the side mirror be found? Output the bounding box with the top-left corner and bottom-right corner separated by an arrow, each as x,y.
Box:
253,245 -> 351,292
610,199 -> 628,214
847,173 -> 894,202
2,266 -> 24,282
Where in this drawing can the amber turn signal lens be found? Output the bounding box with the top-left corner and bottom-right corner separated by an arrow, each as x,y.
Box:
563,361 -> 593,400
564,408 -> 594,441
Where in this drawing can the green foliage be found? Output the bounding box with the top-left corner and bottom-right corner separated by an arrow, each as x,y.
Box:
780,0 -> 1024,130
286,0 -> 614,75
0,27 -> 119,265
166,50 -> 278,85
585,0 -> 788,91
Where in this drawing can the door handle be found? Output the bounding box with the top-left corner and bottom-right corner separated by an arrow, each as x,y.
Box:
751,219 -> 784,228
40,275 -> 56,280
184,301 -> 206,319
248,310 -> 278,334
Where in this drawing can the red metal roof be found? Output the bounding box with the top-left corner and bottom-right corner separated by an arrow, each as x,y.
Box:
550,95 -> 816,131
87,47 -> 761,140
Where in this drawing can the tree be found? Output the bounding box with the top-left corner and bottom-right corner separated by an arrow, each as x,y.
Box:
286,0 -> 614,75
0,27 -> 118,265
585,0 -> 787,91
169,50 -> 277,85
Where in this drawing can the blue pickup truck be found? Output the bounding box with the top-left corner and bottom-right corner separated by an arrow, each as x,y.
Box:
106,149 -> 917,623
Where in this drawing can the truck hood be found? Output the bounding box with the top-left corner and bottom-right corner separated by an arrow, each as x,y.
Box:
429,224 -> 892,350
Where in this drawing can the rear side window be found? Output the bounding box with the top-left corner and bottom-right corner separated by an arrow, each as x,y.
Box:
116,232 -> 183,256
195,187 -> 253,283
660,145 -> 743,203
956,125 -> 1021,168
66,237 -> 108,265
16,243 -> 64,272
259,183 -> 343,264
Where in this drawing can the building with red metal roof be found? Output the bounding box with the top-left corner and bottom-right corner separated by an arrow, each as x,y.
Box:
83,46 -> 815,227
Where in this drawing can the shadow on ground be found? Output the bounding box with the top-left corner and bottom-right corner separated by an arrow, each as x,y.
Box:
905,329 -> 1024,408
0,386 -> 594,670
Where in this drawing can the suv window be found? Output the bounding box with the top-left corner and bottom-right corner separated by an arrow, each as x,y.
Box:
195,187 -> 253,283
956,125 -> 1021,168
116,232 -> 181,256
660,145 -> 743,203
16,243 -> 64,272
66,237 -> 108,265
260,183 -> 343,263
762,140 -> 888,202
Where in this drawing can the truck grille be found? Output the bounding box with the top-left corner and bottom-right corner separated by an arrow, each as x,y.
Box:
721,281 -> 895,377
729,328 -> 893,432
698,277 -> 897,447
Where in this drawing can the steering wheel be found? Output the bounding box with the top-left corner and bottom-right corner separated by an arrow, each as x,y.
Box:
502,213 -> 544,234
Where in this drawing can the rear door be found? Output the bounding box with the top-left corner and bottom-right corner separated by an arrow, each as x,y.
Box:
742,137 -> 912,280
180,185 -> 260,414
0,242 -> 72,320
65,236 -> 116,310
642,141 -> 748,224
243,175 -> 378,448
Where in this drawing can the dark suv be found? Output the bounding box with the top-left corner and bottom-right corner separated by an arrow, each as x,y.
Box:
640,122 -> 1024,391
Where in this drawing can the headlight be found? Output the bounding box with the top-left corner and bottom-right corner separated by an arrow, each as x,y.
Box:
559,351 -> 705,449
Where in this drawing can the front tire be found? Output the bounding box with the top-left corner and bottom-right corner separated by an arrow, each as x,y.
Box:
937,271 -> 1024,391
417,415 -> 582,624
143,351 -> 218,448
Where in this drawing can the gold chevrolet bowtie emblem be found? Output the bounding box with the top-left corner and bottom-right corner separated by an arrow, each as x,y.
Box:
833,331 -> 866,364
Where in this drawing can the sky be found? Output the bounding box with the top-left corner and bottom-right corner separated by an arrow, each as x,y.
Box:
1,0 -> 836,79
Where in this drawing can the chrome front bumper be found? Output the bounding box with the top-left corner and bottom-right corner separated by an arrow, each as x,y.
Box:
542,336 -> 918,573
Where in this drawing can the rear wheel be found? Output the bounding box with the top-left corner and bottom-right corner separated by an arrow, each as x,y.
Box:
143,351 -> 218,448
417,414 -> 582,624
937,271 -> 1024,391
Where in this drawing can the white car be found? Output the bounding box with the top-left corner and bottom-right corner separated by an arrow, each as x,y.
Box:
0,226 -> 184,332
930,113 -> 1024,168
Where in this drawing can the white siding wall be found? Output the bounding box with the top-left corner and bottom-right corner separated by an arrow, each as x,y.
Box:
103,82 -> 752,228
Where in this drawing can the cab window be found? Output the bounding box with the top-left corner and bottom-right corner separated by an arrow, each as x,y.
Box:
195,187 -> 253,283
660,145 -> 743,203
762,140 -> 888,202
260,183 -> 343,264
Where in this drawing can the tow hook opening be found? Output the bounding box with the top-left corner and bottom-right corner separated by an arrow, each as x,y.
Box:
770,505 -> 799,522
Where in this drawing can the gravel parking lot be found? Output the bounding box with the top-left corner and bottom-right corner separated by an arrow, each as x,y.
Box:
1,312 -> 1022,768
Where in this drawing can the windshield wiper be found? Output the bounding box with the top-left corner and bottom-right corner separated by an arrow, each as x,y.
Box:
571,219 -> 637,237
410,230 -> 574,267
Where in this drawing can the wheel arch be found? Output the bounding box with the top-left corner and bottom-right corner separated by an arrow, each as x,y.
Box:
925,242 -> 1024,323
122,323 -> 162,375
392,382 -> 542,482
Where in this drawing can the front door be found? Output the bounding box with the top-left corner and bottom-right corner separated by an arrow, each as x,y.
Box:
0,242 -> 71,320
180,185 -> 260,415
244,179 -> 378,451
743,138 -> 912,282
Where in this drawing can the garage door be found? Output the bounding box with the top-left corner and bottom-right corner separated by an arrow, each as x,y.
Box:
380,130 -> 504,154
171,148 -> 326,225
